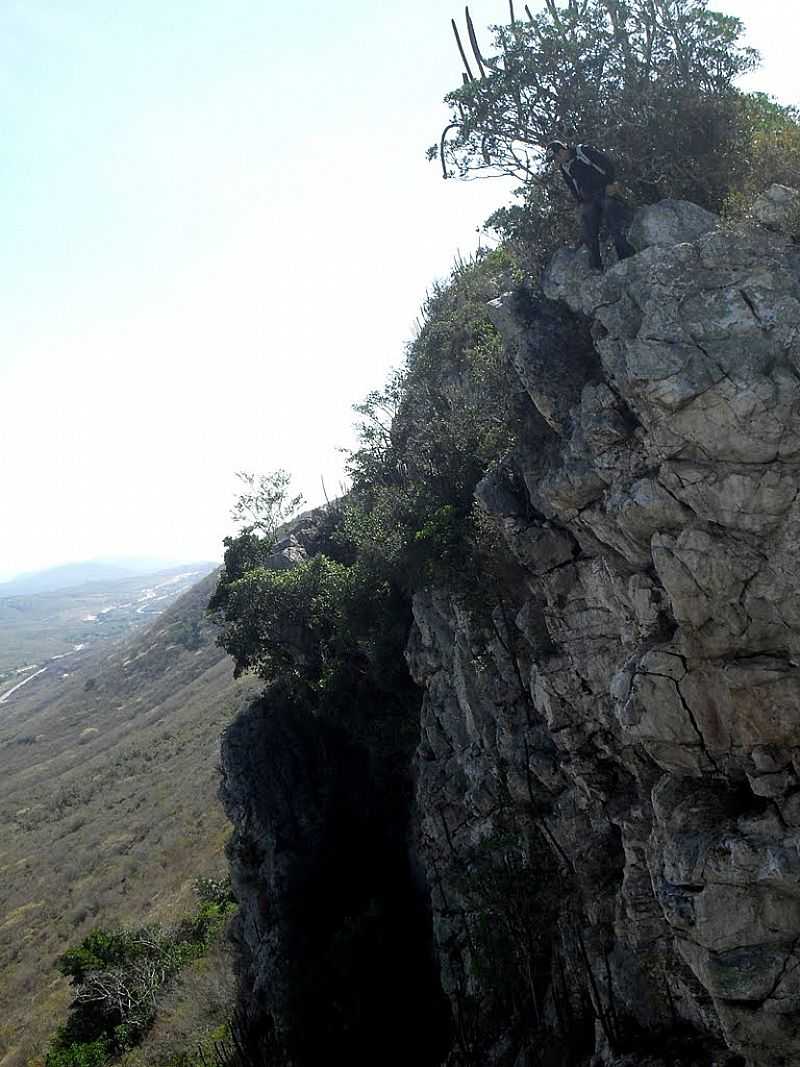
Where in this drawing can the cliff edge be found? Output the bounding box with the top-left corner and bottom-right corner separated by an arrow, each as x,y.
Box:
221,187 -> 800,1067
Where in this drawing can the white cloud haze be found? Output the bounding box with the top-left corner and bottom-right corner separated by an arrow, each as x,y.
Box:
0,0 -> 796,578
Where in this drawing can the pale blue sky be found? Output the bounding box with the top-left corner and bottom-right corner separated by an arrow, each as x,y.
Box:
0,0 -> 797,577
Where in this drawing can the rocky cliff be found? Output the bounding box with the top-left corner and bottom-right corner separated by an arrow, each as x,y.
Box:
220,187 -> 800,1067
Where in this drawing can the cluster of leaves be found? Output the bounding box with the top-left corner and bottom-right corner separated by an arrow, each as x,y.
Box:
434,0 -> 756,200
341,247 -> 526,595
721,94 -> 800,221
430,1 -> 800,275
229,471 -> 305,541
210,249 -> 526,716
45,879 -> 236,1067
210,553 -> 403,699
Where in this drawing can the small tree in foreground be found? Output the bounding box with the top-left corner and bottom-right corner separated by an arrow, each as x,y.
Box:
209,470 -> 306,622
230,470 -> 305,543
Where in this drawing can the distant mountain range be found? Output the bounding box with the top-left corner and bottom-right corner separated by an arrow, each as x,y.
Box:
0,563 -> 221,676
0,558 -> 218,598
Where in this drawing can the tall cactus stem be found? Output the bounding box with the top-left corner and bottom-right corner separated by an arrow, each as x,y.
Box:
451,19 -> 476,82
465,7 -> 488,79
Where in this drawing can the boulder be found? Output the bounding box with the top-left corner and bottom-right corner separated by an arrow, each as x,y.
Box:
752,183 -> 800,234
627,198 -> 718,251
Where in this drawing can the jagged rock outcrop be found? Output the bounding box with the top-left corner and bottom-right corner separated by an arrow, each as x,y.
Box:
220,192 -> 800,1067
409,195 -> 800,1067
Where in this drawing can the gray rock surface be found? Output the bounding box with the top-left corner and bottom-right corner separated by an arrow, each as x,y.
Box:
752,184 -> 800,234
411,190 -> 800,1067
220,190 -> 800,1067
627,198 -> 719,251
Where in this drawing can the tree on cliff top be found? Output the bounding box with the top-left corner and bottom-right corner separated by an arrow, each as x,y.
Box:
430,0 -> 759,207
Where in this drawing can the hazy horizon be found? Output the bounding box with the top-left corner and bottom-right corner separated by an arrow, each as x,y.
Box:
0,554 -> 220,586
1,0 -> 796,577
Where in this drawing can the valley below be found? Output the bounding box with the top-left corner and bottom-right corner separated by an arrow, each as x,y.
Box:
0,568 -> 260,1066
0,565 -> 218,699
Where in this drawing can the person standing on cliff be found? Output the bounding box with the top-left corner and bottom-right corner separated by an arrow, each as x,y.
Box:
546,140 -> 635,271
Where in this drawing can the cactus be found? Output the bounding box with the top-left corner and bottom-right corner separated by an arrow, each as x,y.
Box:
465,7 -> 488,80
451,18 -> 475,82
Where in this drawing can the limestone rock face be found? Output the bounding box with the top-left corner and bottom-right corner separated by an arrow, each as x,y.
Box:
220,190 -> 800,1067
412,191 -> 800,1067
627,198 -> 719,251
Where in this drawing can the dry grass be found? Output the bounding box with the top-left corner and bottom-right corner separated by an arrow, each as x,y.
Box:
0,573 -> 259,1066
119,929 -> 237,1067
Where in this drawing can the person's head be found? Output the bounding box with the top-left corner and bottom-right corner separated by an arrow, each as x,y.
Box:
545,140 -> 571,165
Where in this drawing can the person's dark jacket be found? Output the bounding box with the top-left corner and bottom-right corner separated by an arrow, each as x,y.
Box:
559,144 -> 616,203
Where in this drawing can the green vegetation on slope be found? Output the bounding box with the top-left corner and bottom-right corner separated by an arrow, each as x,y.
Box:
207,250 -> 543,1067
0,572 -> 259,1067
13,5 -> 800,1065
210,248 -> 529,699
210,35 -> 800,1049
45,879 -> 235,1067
203,256 -> 534,1063
426,1 -> 800,277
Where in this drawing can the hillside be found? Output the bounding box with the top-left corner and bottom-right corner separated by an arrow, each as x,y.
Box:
0,564 -> 217,677
0,570 -> 260,1067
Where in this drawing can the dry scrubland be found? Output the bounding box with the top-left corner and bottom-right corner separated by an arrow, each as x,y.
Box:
0,566 -> 215,677
0,572 -> 259,1066
117,932 -> 237,1067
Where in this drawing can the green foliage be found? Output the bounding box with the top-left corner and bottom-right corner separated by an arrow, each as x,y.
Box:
721,94 -> 800,223
45,1036 -> 110,1067
211,555 -> 352,686
435,0 -> 756,203
194,875 -> 236,909
230,470 -> 305,542
210,549 -> 411,715
46,880 -> 236,1067
209,471 -> 307,627
213,250 -> 527,710
56,927 -> 165,985
173,893 -> 236,960
342,248 -> 525,593
431,1 -> 800,278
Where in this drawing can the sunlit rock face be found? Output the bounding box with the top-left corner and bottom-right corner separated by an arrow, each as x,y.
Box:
409,192 -> 800,1066
221,193 -> 800,1067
